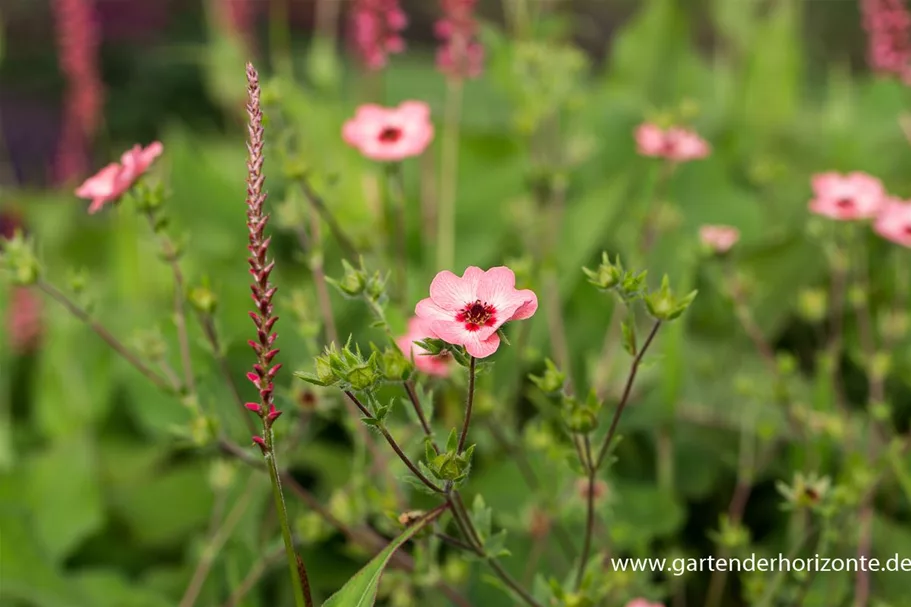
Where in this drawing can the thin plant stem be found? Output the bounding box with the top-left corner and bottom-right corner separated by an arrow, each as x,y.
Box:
405,380 -> 435,444
298,176 -> 358,259
386,162 -> 408,303
595,320 -> 663,469
456,356 -> 476,453
144,213 -> 196,397
435,532 -> 476,552
35,279 -> 176,393
179,472 -> 261,607
344,391 -> 445,493
574,434 -> 596,590
436,79 -> 464,271
639,160 -> 675,255
264,427 -> 311,607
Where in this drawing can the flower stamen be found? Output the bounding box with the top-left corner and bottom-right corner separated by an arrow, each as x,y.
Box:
456,299 -> 496,332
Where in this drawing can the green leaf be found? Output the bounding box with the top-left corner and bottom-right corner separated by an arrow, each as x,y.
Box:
321,506 -> 447,607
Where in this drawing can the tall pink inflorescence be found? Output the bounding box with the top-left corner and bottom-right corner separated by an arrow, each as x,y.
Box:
243,63 -> 283,449
862,0 -> 911,81
435,0 -> 484,79
51,0 -> 104,184
349,0 -> 408,70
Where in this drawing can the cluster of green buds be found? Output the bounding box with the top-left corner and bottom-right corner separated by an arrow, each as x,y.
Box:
424,430 -> 475,486
584,253 -> 698,322
296,340 -> 385,391
776,471 -> 832,513
708,514 -> 751,551
0,230 -> 41,286
414,337 -> 472,368
329,258 -> 388,305
561,390 -> 603,434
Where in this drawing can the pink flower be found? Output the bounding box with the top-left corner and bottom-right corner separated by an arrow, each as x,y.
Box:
635,123 -> 710,162
415,266 -> 537,359
435,0 -> 484,79
699,224 -> 740,254
624,600 -> 664,607
349,0 -> 408,70
874,198 -> 911,247
396,316 -> 452,377
342,102 -> 434,162
809,172 -> 886,220
75,142 -> 163,213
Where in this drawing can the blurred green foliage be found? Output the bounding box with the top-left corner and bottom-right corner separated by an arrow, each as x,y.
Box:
2,0 -> 911,606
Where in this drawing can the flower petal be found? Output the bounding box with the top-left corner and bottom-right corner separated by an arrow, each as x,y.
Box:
429,267 -> 483,310
415,297 -> 453,322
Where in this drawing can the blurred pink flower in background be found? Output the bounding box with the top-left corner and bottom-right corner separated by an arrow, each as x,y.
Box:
7,287 -> 44,354
635,123 -> 710,162
342,101 -> 434,161
809,172 -> 886,220
861,0 -> 911,81
75,142 -> 163,213
348,0 -> 408,70
874,198 -> 911,247
415,266 -> 537,358
435,0 -> 484,79
213,0 -> 259,52
51,0 -> 104,184
396,317 -> 452,377
624,600 -> 664,607
700,224 -> 740,254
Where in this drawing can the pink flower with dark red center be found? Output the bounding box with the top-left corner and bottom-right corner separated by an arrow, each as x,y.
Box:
415,266 -> 537,358
624,600 -> 664,607
809,172 -> 886,221
635,123 -> 710,162
874,198 -> 911,247
75,142 -> 163,213
434,0 -> 484,79
342,101 -> 434,162
349,0 -> 408,70
396,316 -> 452,377
699,224 -> 740,254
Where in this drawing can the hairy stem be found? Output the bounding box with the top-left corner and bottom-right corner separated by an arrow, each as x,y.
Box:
36,279 -> 176,393
456,356 -> 477,453
595,320 -> 663,469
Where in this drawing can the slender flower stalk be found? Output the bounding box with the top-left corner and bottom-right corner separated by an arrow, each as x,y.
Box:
243,62 -> 311,607
456,356 -> 476,453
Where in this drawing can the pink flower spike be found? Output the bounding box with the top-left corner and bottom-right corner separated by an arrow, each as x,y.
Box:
396,316 -> 452,377
874,198 -> 911,248
244,402 -> 263,413
700,224 -> 740,254
809,172 -> 886,221
342,101 -> 434,162
252,435 -> 267,453
415,266 -> 537,359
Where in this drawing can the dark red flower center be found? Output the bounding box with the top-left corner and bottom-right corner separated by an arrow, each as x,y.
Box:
378,126 -> 403,143
836,197 -> 855,209
903,223 -> 911,236
456,300 -> 497,332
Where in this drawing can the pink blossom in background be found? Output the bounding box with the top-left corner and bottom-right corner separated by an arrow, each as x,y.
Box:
52,0 -> 104,184
635,123 -> 710,162
7,287 -> 43,354
700,224 -> 740,254
624,600 -> 664,607
342,101 -> 434,161
861,0 -> 911,81
874,198 -> 911,247
435,0 -> 484,79
75,142 -> 163,213
396,317 -> 452,377
809,172 -> 886,221
348,0 -> 408,70
415,266 -> 537,358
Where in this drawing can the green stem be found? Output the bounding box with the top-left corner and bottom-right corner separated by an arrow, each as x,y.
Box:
264,428 -> 311,607
574,435 -> 596,590
456,356 -> 476,453
595,320 -> 663,469
436,79 -> 464,271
